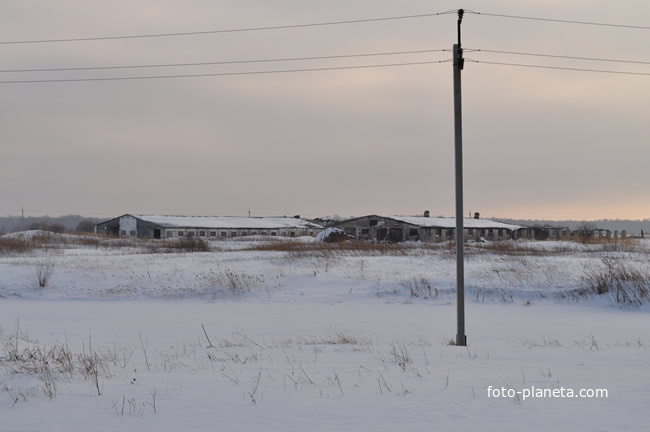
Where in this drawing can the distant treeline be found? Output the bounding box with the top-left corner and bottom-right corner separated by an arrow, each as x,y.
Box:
496,218 -> 650,237
0,215 -> 104,234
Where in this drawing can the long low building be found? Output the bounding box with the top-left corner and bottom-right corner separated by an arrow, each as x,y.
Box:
95,214 -> 323,239
334,214 -> 522,242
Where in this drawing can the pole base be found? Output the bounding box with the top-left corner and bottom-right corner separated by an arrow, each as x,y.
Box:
456,334 -> 467,347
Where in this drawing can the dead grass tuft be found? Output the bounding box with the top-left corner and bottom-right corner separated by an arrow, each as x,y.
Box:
580,256 -> 650,305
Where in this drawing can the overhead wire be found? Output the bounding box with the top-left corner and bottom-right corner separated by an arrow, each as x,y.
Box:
0,49 -> 446,73
0,11 -> 457,45
1,8 -> 649,83
2,47 -> 650,83
466,10 -> 650,30
3,48 -> 648,75
2,46 -> 649,82
0,59 -> 451,84
467,49 -> 650,66
466,59 -> 650,77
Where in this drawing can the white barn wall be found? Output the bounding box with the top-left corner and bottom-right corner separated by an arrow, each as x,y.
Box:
119,215 -> 137,236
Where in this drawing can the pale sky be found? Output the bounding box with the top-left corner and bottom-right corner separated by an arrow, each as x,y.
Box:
1,1 -> 649,220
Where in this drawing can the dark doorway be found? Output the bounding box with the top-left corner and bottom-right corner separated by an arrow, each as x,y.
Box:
376,228 -> 404,242
153,229 -> 161,239
388,228 -> 403,242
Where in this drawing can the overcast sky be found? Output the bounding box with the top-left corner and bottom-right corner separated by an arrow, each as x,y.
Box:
1,1 -> 649,220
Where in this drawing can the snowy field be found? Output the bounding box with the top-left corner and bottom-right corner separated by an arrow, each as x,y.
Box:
1,233 -> 649,431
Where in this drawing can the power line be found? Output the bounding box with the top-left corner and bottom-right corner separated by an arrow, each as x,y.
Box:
0,49 -> 445,73
0,60 -> 450,84
0,11 -> 456,45
3,55 -> 649,84
4,47 -> 650,75
466,10 -> 650,30
469,49 -> 650,65
468,59 -> 650,76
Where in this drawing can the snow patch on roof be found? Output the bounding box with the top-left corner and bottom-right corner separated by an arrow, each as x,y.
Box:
389,216 -> 522,230
134,215 -> 322,230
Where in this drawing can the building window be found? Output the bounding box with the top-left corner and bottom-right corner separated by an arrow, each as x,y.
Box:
231,232 -> 237,237
221,232 -> 227,237
271,232 -> 277,236
446,229 -> 453,238
120,230 -> 126,236
436,228 -> 442,236
361,229 -> 369,236
210,231 -> 216,237
467,228 -> 473,235
129,230 -> 136,237
290,232 -> 295,237
188,232 -> 194,237
241,232 -> 248,237
369,219 -> 378,226
251,231 -> 257,235
498,229 -> 503,236
167,231 -> 173,238
409,229 -> 418,236
178,231 -> 184,236
199,231 -> 206,237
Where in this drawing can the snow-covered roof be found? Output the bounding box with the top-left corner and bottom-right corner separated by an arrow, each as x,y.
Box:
134,215 -> 322,230
388,216 -> 522,230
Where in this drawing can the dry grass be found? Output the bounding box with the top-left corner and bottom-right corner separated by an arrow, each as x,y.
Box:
580,256 -> 650,305
594,237 -> 639,252
1,325 -> 111,400
0,236 -> 35,254
400,276 -> 438,298
1,230 -> 641,259
0,232 -> 101,255
0,232 -> 212,255
154,237 -> 210,253
196,268 -> 265,296
468,241 -> 573,256
243,240 -> 442,257
469,238 -> 641,256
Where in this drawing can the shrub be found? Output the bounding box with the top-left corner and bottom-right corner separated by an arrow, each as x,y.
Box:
582,256 -> 650,305
35,261 -> 55,288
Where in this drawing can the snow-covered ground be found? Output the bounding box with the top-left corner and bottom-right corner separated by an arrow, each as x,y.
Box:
1,236 -> 649,431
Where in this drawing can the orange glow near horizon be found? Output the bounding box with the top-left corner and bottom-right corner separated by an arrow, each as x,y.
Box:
485,200 -> 650,221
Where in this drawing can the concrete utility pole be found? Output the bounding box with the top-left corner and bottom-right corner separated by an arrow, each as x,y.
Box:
453,9 -> 467,347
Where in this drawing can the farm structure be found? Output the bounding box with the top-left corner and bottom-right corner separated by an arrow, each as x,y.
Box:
333,215 -> 522,243
94,214 -> 323,239
519,225 -> 571,241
